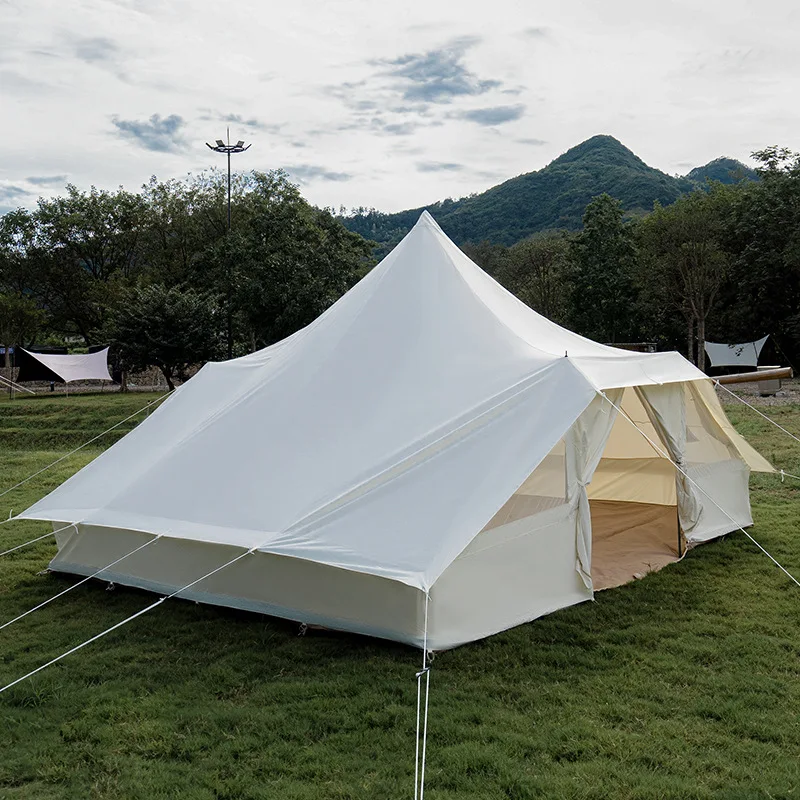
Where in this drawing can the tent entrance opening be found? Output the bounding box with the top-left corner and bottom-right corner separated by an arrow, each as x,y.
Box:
588,387 -> 681,591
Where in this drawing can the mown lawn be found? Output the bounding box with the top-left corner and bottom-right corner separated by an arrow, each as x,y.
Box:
0,392 -> 798,799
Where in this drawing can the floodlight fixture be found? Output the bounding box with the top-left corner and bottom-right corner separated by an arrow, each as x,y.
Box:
205,127 -> 252,232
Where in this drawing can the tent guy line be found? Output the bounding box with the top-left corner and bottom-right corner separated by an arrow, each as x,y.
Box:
0,523 -> 78,558
414,592 -> 431,800
0,543 -> 258,696
0,373 -> 36,395
0,533 -> 162,631
0,391 -> 173,506
715,380 -> 800,446
602,391 -> 800,589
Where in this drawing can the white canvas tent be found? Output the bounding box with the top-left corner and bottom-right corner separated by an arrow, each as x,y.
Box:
17,212 -> 772,650
19,347 -> 112,383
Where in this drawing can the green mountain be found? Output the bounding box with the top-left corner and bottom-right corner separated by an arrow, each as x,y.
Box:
340,136 -> 753,249
685,157 -> 758,184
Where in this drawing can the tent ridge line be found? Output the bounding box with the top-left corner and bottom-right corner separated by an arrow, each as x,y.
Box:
428,228 -> 560,363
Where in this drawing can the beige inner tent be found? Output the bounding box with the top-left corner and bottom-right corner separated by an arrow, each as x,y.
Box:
475,379 -> 761,599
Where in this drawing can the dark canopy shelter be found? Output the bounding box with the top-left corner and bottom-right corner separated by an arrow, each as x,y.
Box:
14,348 -> 68,383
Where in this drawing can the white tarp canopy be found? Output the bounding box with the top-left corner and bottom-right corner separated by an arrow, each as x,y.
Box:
21,347 -> 112,383
705,336 -> 769,368
18,212 -> 767,649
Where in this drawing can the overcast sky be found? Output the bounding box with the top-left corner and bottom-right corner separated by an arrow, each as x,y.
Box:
1,0 -> 798,215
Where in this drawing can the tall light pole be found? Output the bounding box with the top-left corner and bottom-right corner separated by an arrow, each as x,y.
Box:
206,129 -> 251,358
206,128 -> 251,232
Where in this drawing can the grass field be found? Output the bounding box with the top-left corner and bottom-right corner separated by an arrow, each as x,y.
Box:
0,392 -> 798,799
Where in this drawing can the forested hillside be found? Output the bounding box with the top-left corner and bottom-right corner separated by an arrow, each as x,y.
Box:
686,157 -> 758,185
340,136 -> 756,250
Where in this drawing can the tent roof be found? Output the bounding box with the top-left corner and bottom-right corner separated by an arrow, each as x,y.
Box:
19,347 -> 112,383
19,213 -> 705,590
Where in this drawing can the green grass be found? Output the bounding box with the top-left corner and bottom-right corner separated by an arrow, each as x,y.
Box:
0,393 -> 798,799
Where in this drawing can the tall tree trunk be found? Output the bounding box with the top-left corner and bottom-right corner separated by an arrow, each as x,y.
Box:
697,315 -> 706,372
160,366 -> 175,392
686,319 -> 695,365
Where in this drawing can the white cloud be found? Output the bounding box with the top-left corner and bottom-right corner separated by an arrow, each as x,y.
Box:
0,0 -> 799,214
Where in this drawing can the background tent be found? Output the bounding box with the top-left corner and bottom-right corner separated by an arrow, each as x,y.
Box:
705,336 -> 769,368
18,213 -> 771,651
16,347 -> 112,383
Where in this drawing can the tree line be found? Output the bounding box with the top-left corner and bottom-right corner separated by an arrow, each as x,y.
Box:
1,146 -> 798,387
0,170 -> 372,389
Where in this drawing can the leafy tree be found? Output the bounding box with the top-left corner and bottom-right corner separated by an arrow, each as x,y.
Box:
0,209 -> 37,296
213,171 -> 373,350
107,285 -> 220,390
726,146 -> 800,366
137,175 -> 222,286
637,186 -> 735,369
17,185 -> 148,344
495,231 -> 574,323
0,293 -> 46,368
570,194 -> 641,343
460,241 -> 509,277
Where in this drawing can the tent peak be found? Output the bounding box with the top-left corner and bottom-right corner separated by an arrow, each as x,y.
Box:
415,210 -> 440,229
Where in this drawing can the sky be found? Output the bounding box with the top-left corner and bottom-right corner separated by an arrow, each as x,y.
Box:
1,0 -> 799,215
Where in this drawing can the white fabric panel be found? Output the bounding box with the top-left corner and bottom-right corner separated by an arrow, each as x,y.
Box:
430,503 -> 590,649
566,390 -> 624,588
635,384 -> 703,535
705,336 -> 769,368
23,347 -> 112,382
50,524 -> 425,647
685,461 -> 753,542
